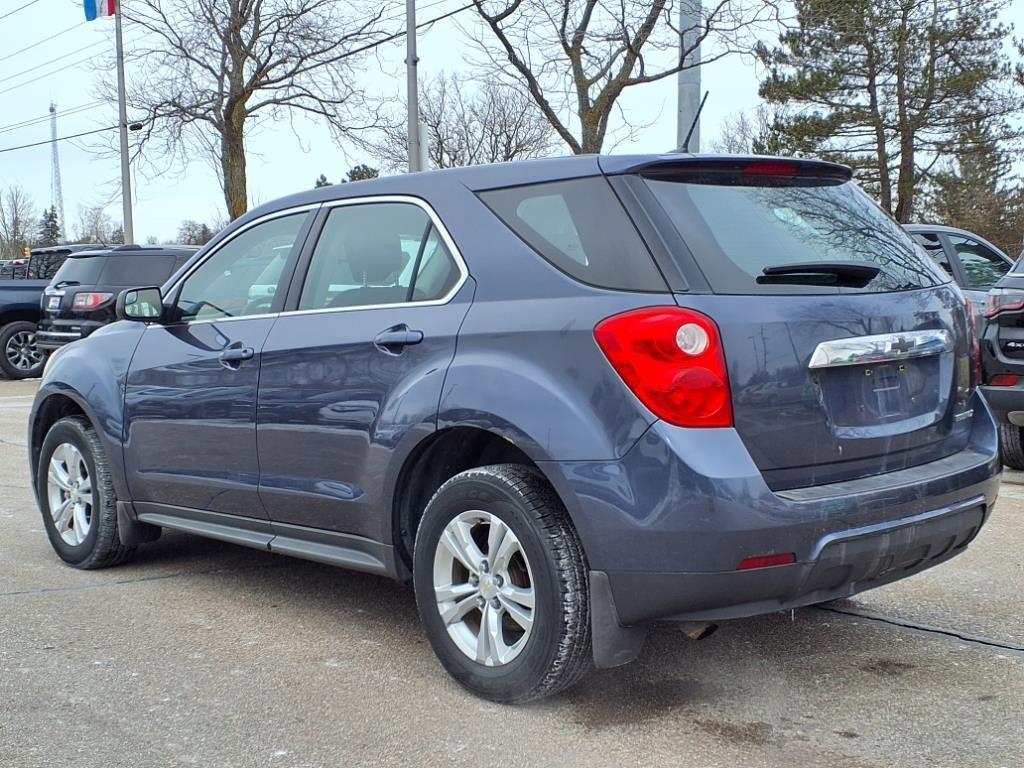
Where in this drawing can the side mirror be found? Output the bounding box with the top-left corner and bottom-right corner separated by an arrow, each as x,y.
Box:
116,287 -> 164,322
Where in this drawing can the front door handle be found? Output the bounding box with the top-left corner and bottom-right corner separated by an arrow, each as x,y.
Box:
374,325 -> 424,354
219,346 -> 254,368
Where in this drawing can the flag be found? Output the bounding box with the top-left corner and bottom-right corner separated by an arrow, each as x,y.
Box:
84,0 -> 116,21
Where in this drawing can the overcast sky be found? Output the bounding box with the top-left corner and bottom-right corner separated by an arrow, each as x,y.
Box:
0,0 -> 1021,241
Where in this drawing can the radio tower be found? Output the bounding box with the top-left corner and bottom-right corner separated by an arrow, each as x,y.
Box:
49,102 -> 65,234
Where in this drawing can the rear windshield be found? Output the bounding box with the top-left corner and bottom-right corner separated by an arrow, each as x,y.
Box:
479,177 -> 667,292
644,176 -> 946,294
52,253 -> 185,287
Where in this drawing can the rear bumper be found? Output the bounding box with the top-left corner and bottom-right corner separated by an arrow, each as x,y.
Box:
36,320 -> 104,350
35,330 -> 83,350
542,391 -> 1000,630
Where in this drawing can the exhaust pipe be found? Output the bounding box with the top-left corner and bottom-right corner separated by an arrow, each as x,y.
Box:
679,621 -> 718,641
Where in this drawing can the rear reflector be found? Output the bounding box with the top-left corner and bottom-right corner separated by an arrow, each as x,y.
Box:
594,306 -> 732,428
737,553 -> 797,570
989,373 -> 1019,387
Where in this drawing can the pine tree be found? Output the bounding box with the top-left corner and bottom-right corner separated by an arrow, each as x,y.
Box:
314,174 -> 332,188
757,0 -> 1021,222
345,164 -> 378,182
36,207 -> 61,247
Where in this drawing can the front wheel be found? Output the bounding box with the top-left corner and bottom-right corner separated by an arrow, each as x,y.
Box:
413,464 -> 591,703
0,320 -> 46,379
37,416 -> 135,569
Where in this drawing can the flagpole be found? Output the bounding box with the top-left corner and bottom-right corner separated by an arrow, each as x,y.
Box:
114,1 -> 134,243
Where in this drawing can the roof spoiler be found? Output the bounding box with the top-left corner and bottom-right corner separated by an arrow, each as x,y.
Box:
599,154 -> 853,182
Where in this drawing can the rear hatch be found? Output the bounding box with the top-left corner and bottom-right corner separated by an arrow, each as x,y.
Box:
620,158 -> 975,491
42,251 -> 182,327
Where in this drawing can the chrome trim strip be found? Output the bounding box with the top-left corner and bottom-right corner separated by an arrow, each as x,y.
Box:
808,329 -> 952,369
162,195 -> 469,327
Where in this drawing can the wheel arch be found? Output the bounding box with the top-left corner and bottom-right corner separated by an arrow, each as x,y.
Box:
389,424 -> 580,578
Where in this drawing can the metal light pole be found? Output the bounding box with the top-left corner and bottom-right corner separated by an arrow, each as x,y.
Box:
114,3 -> 134,242
676,0 -> 702,152
406,0 -> 422,173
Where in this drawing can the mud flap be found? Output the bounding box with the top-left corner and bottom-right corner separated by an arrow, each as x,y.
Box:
590,570 -> 648,668
117,501 -> 162,546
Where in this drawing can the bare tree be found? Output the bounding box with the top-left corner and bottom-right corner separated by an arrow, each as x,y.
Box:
119,0 -> 385,220
469,0 -> 778,154
375,74 -> 557,169
177,220 -> 217,245
75,205 -> 117,245
710,105 -> 778,154
0,186 -> 36,259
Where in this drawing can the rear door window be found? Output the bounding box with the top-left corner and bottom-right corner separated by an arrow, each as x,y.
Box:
947,235 -> 1011,290
479,177 -> 667,292
644,176 -> 945,294
98,254 -> 180,285
50,255 -> 106,285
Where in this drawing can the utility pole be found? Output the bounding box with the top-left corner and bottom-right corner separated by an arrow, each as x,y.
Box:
406,0 -> 422,173
49,103 -> 65,235
114,2 -> 134,243
676,0 -> 702,152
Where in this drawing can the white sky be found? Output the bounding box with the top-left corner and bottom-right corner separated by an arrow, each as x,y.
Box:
0,0 -> 1021,241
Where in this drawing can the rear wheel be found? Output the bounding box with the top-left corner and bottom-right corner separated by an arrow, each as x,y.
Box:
998,423 -> 1024,470
0,320 -> 45,379
413,464 -> 591,703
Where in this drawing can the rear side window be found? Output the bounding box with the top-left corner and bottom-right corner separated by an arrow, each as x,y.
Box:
479,178 -> 666,292
51,255 -> 105,285
645,176 -> 946,294
910,232 -> 953,277
947,235 -> 1010,290
99,254 -> 179,285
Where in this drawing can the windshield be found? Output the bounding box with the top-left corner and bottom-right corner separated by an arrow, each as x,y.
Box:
644,176 -> 947,294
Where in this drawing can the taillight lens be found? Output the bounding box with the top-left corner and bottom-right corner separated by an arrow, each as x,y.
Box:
985,288 -> 1024,318
72,292 -> 114,311
594,306 -> 732,428
989,373 -> 1019,387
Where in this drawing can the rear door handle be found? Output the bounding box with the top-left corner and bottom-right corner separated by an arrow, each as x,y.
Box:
219,346 -> 254,368
374,325 -> 424,354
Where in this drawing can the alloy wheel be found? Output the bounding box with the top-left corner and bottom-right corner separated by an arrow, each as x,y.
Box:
432,510 -> 536,667
6,330 -> 43,371
46,443 -> 94,546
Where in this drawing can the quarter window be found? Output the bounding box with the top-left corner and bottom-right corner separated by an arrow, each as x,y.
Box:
948,235 -> 1010,290
910,232 -> 953,277
298,202 -> 460,311
175,213 -> 306,322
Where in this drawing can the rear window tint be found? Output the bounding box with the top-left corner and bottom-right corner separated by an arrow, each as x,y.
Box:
53,253 -> 181,286
479,177 -> 667,292
645,177 -> 946,294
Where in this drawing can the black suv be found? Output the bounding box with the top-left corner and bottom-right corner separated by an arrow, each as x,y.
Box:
36,245 -> 197,351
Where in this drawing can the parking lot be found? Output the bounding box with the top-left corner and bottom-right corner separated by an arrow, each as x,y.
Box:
0,379 -> 1021,768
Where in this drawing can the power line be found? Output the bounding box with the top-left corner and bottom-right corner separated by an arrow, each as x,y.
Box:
0,125 -> 118,154
0,101 -> 105,137
0,40 -> 107,86
0,0 -> 479,155
0,21 -> 87,65
0,0 -> 43,23
0,53 -> 101,97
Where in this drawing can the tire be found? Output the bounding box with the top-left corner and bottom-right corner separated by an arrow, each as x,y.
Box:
413,464 -> 591,703
0,320 -> 46,379
37,416 -> 135,569
998,423 -> 1024,470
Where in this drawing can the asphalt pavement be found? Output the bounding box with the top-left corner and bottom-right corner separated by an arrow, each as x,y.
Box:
1,379 -> 1021,767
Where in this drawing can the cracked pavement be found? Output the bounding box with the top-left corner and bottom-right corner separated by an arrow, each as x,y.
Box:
1,379 -> 1022,767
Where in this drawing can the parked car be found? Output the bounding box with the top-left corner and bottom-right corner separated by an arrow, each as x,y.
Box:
904,224 -> 1015,326
36,244 -> 199,351
0,245 -> 96,379
29,155 -> 999,703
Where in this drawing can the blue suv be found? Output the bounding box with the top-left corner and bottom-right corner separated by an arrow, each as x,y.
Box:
29,155 -> 1000,702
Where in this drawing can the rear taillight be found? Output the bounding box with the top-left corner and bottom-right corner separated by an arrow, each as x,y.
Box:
989,374 -> 1019,387
594,306 -> 732,428
72,292 -> 114,311
985,288 -> 1024,318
